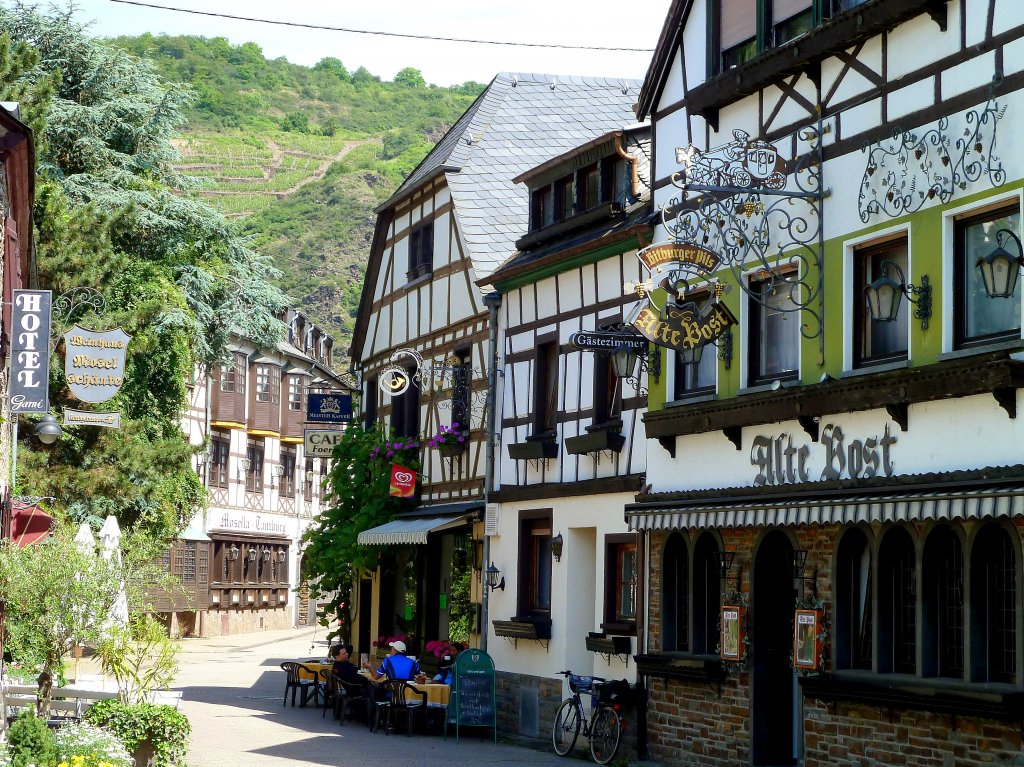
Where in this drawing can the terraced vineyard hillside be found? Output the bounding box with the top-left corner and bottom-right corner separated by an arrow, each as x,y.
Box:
173,132 -> 379,218
114,34 -> 485,361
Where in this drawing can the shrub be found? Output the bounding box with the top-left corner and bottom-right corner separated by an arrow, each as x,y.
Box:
83,701 -> 190,767
7,710 -> 57,767
54,722 -> 132,767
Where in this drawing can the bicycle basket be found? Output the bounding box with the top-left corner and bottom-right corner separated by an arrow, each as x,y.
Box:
597,679 -> 633,706
568,674 -> 594,694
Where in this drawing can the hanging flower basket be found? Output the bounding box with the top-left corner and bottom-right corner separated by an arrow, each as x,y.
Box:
427,423 -> 469,456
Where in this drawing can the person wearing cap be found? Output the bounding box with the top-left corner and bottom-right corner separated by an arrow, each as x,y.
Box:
364,639 -> 421,682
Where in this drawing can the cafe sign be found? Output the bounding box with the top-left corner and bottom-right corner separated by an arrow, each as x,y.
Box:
9,290 -> 52,413
63,325 -> 130,403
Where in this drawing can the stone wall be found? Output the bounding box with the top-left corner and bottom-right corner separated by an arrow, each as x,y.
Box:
200,606 -> 292,637
804,699 -> 1023,767
644,522 -> 1024,766
496,669 -> 641,759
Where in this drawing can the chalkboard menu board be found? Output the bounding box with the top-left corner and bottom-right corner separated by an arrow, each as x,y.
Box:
446,647 -> 496,742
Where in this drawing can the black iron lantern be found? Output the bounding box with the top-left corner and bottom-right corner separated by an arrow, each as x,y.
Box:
864,264 -> 904,323
611,343 -> 639,379
677,342 -> 705,367
714,549 -> 736,580
977,228 -> 1024,299
864,259 -> 932,329
485,562 -> 505,591
550,533 -> 563,562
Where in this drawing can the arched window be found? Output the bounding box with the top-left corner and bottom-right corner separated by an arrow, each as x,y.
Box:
878,526 -> 916,674
922,525 -> 964,678
971,525 -> 1017,683
662,534 -> 689,652
835,528 -> 872,670
692,534 -> 721,655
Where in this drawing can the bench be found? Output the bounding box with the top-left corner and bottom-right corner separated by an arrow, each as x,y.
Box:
1,683 -> 120,725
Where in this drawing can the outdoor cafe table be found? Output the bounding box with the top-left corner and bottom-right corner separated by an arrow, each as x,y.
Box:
298,659 -> 332,681
358,670 -> 450,707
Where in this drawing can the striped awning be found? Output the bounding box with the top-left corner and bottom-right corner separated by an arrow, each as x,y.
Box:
357,514 -> 470,545
626,485 -> 1024,532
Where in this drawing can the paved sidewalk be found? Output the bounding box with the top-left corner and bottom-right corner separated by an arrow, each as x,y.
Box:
174,627 -> 577,767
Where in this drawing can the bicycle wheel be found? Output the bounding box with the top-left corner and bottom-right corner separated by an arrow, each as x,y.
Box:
589,706 -> 622,765
552,698 -> 581,756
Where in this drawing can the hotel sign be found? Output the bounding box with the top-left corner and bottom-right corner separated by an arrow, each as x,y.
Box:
63,325 -> 130,403
569,332 -> 647,352
9,290 -> 52,413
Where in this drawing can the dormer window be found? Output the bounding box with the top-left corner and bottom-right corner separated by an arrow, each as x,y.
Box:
772,0 -> 813,46
555,175 -> 574,222
580,164 -> 600,212
531,187 -> 554,231
719,0 -> 757,71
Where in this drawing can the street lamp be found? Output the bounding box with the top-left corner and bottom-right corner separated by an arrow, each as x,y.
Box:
33,414 -> 63,445
976,228 -> 1024,299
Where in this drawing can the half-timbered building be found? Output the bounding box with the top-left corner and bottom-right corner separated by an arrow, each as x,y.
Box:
351,73 -> 643,661
484,123 -> 652,747
163,311 -> 345,637
626,1 -> 1024,765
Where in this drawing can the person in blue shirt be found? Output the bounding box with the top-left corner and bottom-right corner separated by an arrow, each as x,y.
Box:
365,640 -> 421,681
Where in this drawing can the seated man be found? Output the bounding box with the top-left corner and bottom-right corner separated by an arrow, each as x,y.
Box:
364,640 -> 421,681
330,643 -> 365,688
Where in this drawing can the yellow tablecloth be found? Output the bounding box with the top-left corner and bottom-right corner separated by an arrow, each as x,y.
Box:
298,660 -> 332,681
358,670 -> 450,706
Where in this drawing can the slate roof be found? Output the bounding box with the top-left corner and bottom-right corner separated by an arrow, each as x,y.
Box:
379,72 -> 642,283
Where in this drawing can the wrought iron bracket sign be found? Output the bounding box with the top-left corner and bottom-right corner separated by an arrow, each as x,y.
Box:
378,348 -> 488,424
653,122 -> 830,362
63,325 -> 130,403
858,95 -> 1005,223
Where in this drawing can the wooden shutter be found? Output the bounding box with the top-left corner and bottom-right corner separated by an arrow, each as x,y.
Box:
721,0 -> 756,49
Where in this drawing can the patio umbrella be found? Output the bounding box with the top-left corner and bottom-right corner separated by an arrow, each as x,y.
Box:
99,515 -> 129,627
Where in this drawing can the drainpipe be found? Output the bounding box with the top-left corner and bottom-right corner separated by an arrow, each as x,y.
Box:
480,291 -> 502,653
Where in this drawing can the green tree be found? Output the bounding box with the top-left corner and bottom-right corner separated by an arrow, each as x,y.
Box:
0,528 -> 128,716
0,5 -> 287,537
313,56 -> 349,81
394,67 -> 425,88
301,424 -> 420,641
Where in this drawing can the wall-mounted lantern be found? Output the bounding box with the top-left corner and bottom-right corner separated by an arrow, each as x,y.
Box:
278,548 -> 288,563
485,562 -> 505,592
611,343 -> 639,379
228,544 -> 240,561
237,457 -> 251,479
247,547 -> 258,562
976,228 -> 1023,299
550,533 -> 564,562
864,260 -> 932,330
33,414 -> 63,445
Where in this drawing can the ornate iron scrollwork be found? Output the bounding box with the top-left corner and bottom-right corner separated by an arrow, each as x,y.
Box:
379,348 -> 488,426
663,122 -> 828,361
50,287 -> 107,338
858,96 -> 1005,223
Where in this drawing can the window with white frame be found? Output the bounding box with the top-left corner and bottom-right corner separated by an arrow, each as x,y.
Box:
748,273 -> 799,385
954,205 -> 1021,349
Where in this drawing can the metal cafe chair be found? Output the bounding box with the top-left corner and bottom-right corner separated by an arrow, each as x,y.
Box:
279,662 -> 321,708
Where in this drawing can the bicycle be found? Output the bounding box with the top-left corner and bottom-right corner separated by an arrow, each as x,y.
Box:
551,670 -> 626,764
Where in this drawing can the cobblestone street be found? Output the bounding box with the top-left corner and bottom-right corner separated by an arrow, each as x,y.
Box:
175,628 -> 575,767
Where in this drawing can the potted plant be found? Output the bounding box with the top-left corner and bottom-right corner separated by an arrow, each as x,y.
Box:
427,423 -> 468,457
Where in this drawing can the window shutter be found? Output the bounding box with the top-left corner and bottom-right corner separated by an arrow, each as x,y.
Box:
721,0 -> 756,49
773,0 -> 812,23
485,503 -> 498,536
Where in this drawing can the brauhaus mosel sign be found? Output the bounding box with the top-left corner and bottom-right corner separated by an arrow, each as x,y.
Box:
63,325 -> 131,403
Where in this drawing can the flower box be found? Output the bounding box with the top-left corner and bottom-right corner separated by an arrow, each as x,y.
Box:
565,429 -> 625,456
507,436 -> 558,460
493,618 -> 552,640
585,632 -> 631,655
436,438 -> 468,457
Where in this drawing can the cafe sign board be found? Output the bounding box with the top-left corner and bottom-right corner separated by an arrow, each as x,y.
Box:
304,428 -> 344,458
9,290 -> 52,413
306,391 -> 352,423
63,325 -> 130,403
